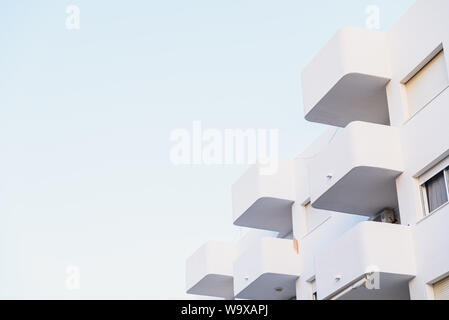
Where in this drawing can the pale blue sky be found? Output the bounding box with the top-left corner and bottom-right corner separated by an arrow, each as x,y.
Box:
0,0 -> 414,299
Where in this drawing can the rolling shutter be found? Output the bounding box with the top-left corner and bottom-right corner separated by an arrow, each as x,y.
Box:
406,50 -> 449,118
434,276 -> 449,300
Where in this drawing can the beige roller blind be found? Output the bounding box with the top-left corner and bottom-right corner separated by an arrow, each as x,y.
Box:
434,276 -> 449,300
406,50 -> 449,118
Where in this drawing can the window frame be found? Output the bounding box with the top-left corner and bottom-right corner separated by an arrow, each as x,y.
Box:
309,278 -> 317,301
421,167 -> 449,216
405,49 -> 449,120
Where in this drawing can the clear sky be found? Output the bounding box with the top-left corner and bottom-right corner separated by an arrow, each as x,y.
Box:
0,0 -> 414,299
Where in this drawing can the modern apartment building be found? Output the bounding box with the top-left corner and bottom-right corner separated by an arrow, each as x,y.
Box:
185,0 -> 449,300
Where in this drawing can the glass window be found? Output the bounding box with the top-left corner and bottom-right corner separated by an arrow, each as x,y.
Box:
424,171 -> 448,213
446,168 -> 449,189
310,279 -> 317,300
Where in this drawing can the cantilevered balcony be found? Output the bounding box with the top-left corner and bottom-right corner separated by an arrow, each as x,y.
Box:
309,122 -> 404,216
302,27 -> 391,127
233,237 -> 300,300
232,161 -> 295,234
315,222 -> 416,300
186,241 -> 235,299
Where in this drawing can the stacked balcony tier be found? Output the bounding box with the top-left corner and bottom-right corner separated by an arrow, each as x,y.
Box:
233,237 -> 300,300
309,122 -> 404,216
315,222 -> 416,300
232,161 -> 295,234
186,242 -> 235,299
302,27 -> 391,127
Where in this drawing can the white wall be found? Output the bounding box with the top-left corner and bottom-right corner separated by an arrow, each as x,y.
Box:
386,0 -> 449,299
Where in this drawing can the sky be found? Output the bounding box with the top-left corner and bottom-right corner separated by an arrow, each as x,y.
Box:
0,0 -> 414,299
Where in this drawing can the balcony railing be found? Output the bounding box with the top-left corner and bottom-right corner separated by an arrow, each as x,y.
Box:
233,237 -> 300,300
232,161 -> 295,234
309,122 -> 404,216
302,27 -> 391,127
186,241 -> 235,299
315,222 -> 416,300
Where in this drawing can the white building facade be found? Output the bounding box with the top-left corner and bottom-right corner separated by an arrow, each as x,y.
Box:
186,0 -> 449,300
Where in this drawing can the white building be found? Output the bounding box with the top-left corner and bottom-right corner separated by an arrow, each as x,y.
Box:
185,0 -> 449,300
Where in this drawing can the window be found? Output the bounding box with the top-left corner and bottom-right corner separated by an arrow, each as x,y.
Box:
405,49 -> 449,119
310,279 -> 317,300
434,276 -> 449,300
421,168 -> 449,215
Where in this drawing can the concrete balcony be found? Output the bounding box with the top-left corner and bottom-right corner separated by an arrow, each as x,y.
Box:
232,161 -> 295,234
302,27 -> 391,127
315,222 -> 416,300
309,122 -> 404,216
186,241 -> 235,299
233,237 -> 300,300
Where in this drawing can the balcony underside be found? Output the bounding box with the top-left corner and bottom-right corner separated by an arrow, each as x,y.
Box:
233,197 -> 294,234
187,274 -> 234,299
186,241 -> 235,299
312,166 -> 401,216
235,273 -> 298,300
305,73 -> 390,127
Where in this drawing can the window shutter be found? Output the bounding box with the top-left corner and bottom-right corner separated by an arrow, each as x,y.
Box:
406,50 -> 449,118
434,276 -> 449,300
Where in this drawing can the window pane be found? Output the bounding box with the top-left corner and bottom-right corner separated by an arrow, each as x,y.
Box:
446,168 -> 449,189
425,171 -> 448,212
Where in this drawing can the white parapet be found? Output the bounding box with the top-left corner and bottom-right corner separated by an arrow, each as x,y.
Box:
302,27 -> 391,127
315,222 -> 416,300
309,122 -> 404,216
186,241 -> 235,299
232,161 -> 295,234
233,237 -> 300,300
